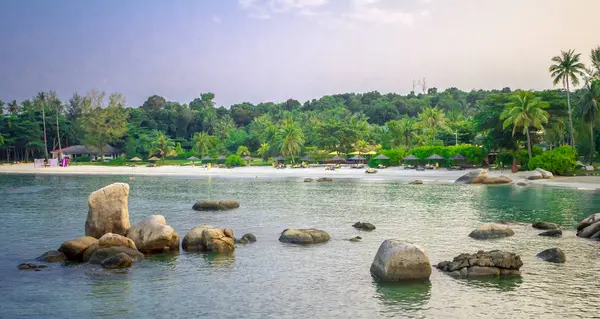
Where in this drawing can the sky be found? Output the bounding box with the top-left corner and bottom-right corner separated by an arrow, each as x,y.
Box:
1,0 -> 599,107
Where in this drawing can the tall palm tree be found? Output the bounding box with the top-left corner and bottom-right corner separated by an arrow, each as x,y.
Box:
417,106 -> 446,141
277,119 -> 304,163
580,80 -> 600,164
590,46 -> 600,80
35,92 -> 49,159
192,131 -> 214,159
152,131 -> 175,163
501,91 -> 549,159
549,49 -> 586,148
7,100 -> 19,115
257,143 -> 270,161
48,91 -> 62,157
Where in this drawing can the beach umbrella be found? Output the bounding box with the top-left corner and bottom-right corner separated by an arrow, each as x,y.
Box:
403,154 -> 419,161
216,155 -> 227,162
450,154 -> 466,160
374,154 -> 389,160
201,155 -> 213,161
299,156 -> 313,162
129,157 -> 142,162
187,156 -> 199,160
148,156 -> 160,162
274,155 -> 286,162
350,155 -> 365,163
426,154 -> 445,160
330,155 -> 344,164
243,156 -> 254,161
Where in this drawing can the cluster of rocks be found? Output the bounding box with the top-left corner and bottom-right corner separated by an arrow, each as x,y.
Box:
526,168 -> 554,180
435,250 -> 523,278
532,222 -> 562,237
576,213 -> 600,239
454,169 -> 512,185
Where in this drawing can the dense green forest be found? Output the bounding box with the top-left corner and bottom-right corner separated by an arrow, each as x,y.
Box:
1,48 -> 599,169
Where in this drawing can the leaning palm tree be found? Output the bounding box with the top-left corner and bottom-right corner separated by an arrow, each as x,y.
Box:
501,91 -> 550,159
192,131 -> 214,159
417,106 -> 446,141
549,49 -> 586,148
277,119 -> 305,164
580,80 -> 600,164
152,131 -> 175,163
590,46 -> 600,80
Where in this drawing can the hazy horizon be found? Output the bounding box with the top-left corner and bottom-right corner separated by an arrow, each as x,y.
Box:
1,0 -> 599,107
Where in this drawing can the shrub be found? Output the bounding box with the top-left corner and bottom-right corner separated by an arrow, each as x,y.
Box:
72,156 -> 90,162
107,156 -> 127,166
407,145 -> 486,164
225,155 -> 243,167
528,146 -> 576,175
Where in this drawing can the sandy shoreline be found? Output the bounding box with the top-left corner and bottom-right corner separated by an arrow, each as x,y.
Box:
1,163 -> 599,190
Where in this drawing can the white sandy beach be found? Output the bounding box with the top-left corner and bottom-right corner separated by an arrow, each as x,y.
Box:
1,163 -> 599,190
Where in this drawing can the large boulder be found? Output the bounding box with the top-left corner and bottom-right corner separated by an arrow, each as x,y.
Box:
126,215 -> 180,254
279,228 -> 330,244
370,240 -> 432,282
526,171 -> 544,180
436,250 -> 523,278
536,248 -> 566,263
36,250 -> 67,263
577,221 -> 600,238
182,225 -> 235,253
532,222 -> 559,230
85,183 -> 130,239
353,222 -> 376,231
101,253 -> 133,269
468,224 -> 514,239
577,213 -> 600,231
454,169 -> 488,184
535,168 -> 554,179
482,176 -> 512,184
82,233 -> 138,262
58,236 -> 99,261
88,246 -> 145,264
192,200 -> 240,211
538,229 -> 562,237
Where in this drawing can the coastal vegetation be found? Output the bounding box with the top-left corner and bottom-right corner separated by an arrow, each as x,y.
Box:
1,47 -> 600,174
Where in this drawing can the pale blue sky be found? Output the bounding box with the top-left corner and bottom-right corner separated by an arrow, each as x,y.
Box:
1,0 -> 599,107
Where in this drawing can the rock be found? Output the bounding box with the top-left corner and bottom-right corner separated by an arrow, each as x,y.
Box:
88,246 -> 145,264
577,213 -> 600,231
516,182 -> 527,186
101,252 -> 133,269
535,168 -> 554,179
585,165 -> 595,171
454,169 -> 488,184
36,250 -> 66,263
468,224 -> 514,239
482,176 -> 512,184
536,248 -> 566,263
538,229 -> 563,237
85,183 -> 130,238
436,250 -> 522,278
82,233 -> 138,262
182,225 -> 236,253
58,236 -> 99,261
192,200 -> 240,211
590,231 -> 600,239
577,221 -> 600,238
316,177 -> 333,182
278,228 -> 330,244
126,215 -> 180,253
352,222 -> 376,231
348,236 -> 362,242
18,263 -> 48,270
526,171 -> 544,180
532,222 -> 559,230
304,178 -> 314,182
370,240 -> 432,282
241,233 -> 256,243
409,180 -> 424,185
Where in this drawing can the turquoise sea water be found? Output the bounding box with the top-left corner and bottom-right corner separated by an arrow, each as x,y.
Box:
1,174 -> 599,318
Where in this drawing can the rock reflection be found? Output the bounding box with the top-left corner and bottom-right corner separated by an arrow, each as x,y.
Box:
459,276 -> 523,292
201,252 -> 235,267
88,269 -> 132,317
375,281 -> 431,311
146,251 -> 179,270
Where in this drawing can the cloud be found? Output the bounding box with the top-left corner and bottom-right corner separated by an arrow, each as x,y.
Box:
212,16 -> 222,24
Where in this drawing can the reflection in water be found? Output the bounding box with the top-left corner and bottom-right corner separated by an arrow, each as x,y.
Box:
146,251 -> 179,270
201,252 -> 236,267
457,276 -> 523,292
88,269 -> 133,317
375,281 -> 431,311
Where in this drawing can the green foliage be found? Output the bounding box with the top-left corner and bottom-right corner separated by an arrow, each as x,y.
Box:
368,148 -> 406,167
72,156 -> 90,162
408,145 -> 486,164
225,154 -> 243,167
528,146 -> 577,175
236,145 -> 250,157
107,156 -> 127,166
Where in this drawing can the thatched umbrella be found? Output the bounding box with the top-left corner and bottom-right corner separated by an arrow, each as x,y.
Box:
148,156 -> 160,162
374,154 -> 389,160
129,157 -> 142,162
216,155 -> 227,162
426,154 -> 444,161
299,156 -> 313,162
187,156 -> 199,161
403,154 -> 419,161
350,155 -> 366,164
450,154 -> 466,160
331,155 -> 344,164
274,155 -> 286,162
201,155 -> 213,161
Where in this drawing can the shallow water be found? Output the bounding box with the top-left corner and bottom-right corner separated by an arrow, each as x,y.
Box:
1,174 -> 599,319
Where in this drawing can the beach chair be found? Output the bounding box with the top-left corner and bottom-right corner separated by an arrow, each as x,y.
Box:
33,159 -> 42,168
48,159 -> 59,167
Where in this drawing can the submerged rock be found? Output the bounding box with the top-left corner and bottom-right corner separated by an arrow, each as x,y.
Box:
468,224 -> 514,239
88,246 -> 145,264
408,180 -> 424,185
304,178 -> 314,182
58,236 -> 99,261
316,177 -> 334,182
85,183 -> 130,238
192,200 -> 240,211
532,222 -> 559,230
126,215 -> 180,254
101,252 -> 133,269
348,236 -> 362,242
454,169 -> 488,184
36,250 -> 66,263
370,240 -> 432,282
18,263 -> 48,271
83,233 -> 138,262
353,222 -> 376,231
538,229 -> 562,237
536,248 -> 566,263
279,228 -> 330,244
436,250 -> 522,278
516,182 -> 528,186
182,225 -> 236,253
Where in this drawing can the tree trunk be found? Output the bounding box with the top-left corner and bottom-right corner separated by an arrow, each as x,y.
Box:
56,108 -> 62,158
566,79 -> 576,149
591,123 -> 595,165
526,127 -> 532,159
42,106 -> 48,159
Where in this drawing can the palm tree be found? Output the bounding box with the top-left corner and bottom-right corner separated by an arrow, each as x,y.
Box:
192,131 -> 214,159
354,139 -> 369,154
35,92 -> 49,159
7,100 -> 19,115
48,91 -> 63,157
580,80 -> 600,164
418,106 -> 446,141
236,145 -> 250,157
152,131 -> 175,163
549,49 -> 586,148
590,46 -> 600,80
257,143 -> 269,161
277,119 -> 304,163
501,91 -> 549,159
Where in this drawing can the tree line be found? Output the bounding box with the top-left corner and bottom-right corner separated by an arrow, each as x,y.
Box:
1,47 -> 599,164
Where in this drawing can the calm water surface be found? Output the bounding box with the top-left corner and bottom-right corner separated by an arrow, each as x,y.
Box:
1,174 -> 599,319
